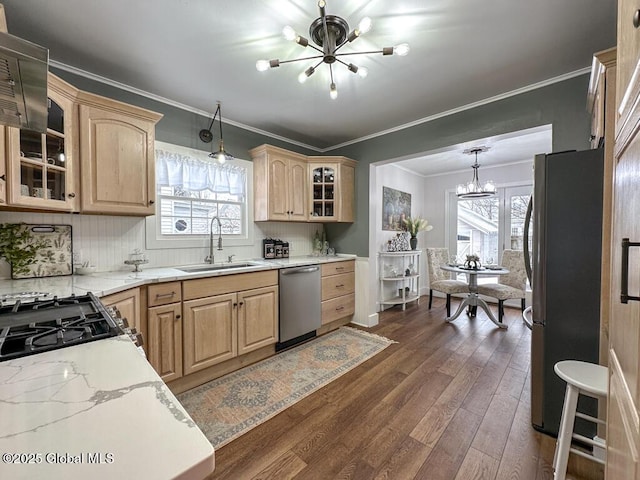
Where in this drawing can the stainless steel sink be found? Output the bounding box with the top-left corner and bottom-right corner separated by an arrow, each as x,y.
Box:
177,263 -> 259,273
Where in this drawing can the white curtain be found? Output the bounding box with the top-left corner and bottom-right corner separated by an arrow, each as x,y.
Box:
155,148 -> 246,197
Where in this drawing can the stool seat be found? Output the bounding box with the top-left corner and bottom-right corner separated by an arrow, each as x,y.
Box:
554,360 -> 608,397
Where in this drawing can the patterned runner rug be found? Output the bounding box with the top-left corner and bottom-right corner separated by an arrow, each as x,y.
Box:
177,326 -> 396,449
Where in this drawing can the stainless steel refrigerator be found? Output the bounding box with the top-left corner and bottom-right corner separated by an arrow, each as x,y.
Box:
527,148 -> 604,438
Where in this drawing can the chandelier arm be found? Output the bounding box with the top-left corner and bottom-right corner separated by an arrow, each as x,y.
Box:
217,103 -> 224,142
335,49 -> 386,57
278,54 -> 325,65
206,104 -> 220,133
329,63 -> 335,84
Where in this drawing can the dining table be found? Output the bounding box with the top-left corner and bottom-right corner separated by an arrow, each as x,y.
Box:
440,264 -> 510,329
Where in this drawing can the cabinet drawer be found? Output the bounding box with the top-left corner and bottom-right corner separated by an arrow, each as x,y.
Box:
148,282 -> 182,307
321,272 -> 355,301
322,293 -> 355,325
321,260 -> 355,277
183,270 -> 277,301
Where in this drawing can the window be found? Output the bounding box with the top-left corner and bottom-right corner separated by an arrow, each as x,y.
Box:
448,184 -> 532,282
146,142 -> 252,249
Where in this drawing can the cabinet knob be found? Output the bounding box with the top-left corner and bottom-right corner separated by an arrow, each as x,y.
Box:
233,302 -> 238,308
149,200 -> 155,205
176,314 -> 181,319
634,9 -> 640,28
0,174 -> 5,181
68,192 -> 76,198
239,301 -> 244,306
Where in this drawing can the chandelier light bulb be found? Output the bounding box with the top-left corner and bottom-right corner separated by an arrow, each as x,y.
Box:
394,43 -> 410,56
330,83 -> 338,99
282,25 -> 296,41
298,71 -> 308,83
358,66 -> 368,78
358,17 -> 372,35
318,0 -> 326,7
256,59 -> 270,72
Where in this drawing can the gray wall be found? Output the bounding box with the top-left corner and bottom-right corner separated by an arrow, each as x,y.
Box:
55,67 -> 591,258
327,74 -> 592,256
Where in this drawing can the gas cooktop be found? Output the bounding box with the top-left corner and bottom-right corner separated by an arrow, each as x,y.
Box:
0,293 -> 122,362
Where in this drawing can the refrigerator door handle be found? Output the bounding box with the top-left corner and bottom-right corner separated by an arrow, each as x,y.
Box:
524,195 -> 533,285
621,238 -> 640,303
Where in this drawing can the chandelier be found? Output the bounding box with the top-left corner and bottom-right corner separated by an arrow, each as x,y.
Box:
456,147 -> 496,199
255,0 -> 409,99
199,102 -> 234,164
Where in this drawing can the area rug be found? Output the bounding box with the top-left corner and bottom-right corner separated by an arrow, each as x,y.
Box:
177,326 -> 396,449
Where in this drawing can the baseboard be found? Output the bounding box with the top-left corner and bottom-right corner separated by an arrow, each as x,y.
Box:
351,312 -> 379,328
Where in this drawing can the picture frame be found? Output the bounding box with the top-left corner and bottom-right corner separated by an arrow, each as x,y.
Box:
382,186 -> 411,231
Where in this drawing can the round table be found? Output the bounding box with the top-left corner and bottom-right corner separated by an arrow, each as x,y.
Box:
440,264 -> 510,329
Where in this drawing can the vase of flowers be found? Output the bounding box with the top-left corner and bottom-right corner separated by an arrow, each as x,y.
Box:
464,254 -> 481,270
402,216 -> 434,250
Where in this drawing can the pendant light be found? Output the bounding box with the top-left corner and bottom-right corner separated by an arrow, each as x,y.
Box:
199,102 -> 234,164
456,146 -> 496,199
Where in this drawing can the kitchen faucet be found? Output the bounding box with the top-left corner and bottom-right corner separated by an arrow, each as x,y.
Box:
205,216 -> 223,264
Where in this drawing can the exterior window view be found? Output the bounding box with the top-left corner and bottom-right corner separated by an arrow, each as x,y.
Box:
0,2 -> 633,480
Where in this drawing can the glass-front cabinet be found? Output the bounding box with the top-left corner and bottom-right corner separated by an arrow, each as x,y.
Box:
6,75 -> 79,211
311,164 -> 336,220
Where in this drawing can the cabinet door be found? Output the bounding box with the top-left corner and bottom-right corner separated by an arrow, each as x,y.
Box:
0,128 -> 6,204
6,77 -> 79,211
616,0 -> 640,136
148,302 -> 182,382
78,103 -> 156,215
310,164 -> 337,221
267,156 -> 290,221
237,286 -> 278,355
288,157 -> 308,221
101,288 -> 141,332
183,293 -> 237,375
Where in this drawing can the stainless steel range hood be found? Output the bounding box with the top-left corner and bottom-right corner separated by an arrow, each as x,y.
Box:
0,31 -> 48,133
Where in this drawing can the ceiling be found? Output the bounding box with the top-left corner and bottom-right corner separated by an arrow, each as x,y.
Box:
3,0 -> 616,154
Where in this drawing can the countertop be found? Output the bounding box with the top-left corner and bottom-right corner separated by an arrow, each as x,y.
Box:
0,335 -> 214,480
0,255 -> 356,299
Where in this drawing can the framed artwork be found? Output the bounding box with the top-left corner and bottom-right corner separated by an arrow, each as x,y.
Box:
382,186 -> 411,231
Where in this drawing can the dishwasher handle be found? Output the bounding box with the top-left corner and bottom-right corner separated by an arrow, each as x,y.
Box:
281,266 -> 320,275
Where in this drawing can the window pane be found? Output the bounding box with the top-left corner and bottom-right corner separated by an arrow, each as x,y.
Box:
510,194 -> 530,251
456,197 -> 499,264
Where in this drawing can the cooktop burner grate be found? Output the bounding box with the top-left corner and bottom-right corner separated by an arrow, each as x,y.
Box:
0,293 -> 122,361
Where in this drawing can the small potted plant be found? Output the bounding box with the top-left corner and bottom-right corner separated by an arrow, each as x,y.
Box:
464,254 -> 481,270
402,216 -> 434,250
0,223 -> 50,278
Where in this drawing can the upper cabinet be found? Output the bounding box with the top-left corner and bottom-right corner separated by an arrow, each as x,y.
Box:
5,74 -> 80,211
308,157 -> 356,222
77,92 -> 162,215
251,144 -> 308,222
1,73 -> 162,216
251,144 -> 356,223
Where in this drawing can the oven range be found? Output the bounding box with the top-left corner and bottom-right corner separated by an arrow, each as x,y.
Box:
0,292 -> 141,362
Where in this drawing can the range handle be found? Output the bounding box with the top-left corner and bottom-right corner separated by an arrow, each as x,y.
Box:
280,266 -> 320,275
621,238 -> 640,303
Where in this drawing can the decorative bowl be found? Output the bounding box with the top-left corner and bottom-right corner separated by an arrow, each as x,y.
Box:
75,266 -> 97,275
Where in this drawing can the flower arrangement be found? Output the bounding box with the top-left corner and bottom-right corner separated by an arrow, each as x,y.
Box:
464,254 -> 481,270
402,216 -> 434,238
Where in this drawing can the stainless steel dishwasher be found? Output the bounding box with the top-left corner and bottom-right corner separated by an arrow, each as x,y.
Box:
276,264 -> 321,351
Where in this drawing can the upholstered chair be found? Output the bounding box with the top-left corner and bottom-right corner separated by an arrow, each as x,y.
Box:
477,249 -> 527,323
426,248 -> 469,317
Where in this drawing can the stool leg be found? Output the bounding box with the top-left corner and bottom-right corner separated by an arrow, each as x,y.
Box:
553,384 -> 579,480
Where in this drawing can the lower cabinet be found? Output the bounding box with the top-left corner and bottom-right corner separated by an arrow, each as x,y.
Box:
321,260 -> 356,326
101,287 -> 141,332
147,302 -> 183,382
238,286 -> 279,355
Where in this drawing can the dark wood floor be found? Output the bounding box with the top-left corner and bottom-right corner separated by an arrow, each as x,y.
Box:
210,297 -> 601,480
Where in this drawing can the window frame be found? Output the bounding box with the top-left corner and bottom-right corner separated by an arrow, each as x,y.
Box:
145,142 -> 254,250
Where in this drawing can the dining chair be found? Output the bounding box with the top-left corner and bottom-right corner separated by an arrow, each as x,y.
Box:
476,249 -> 527,323
426,248 -> 469,317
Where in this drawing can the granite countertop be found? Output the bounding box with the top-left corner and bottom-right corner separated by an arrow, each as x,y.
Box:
0,255 -> 356,299
0,335 -> 214,480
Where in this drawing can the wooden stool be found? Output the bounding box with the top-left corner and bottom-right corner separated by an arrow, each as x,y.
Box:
553,360 -> 608,480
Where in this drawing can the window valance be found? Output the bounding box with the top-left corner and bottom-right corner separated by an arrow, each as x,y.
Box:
155,148 -> 246,197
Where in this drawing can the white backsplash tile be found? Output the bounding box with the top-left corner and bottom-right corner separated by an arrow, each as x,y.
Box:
0,212 -> 324,279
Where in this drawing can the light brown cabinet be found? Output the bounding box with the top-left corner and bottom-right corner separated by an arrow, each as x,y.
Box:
321,260 -> 355,325
615,0 -> 640,139
252,144 -> 308,221
5,74 -> 79,211
237,286 -> 279,355
146,281 -> 183,382
308,157 -> 356,222
1,73 -> 162,215
251,144 -> 356,223
101,287 -> 142,333
77,92 -> 162,215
